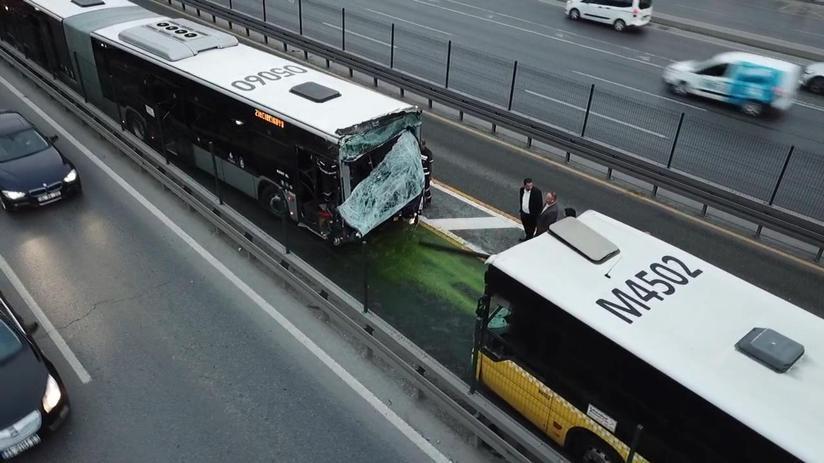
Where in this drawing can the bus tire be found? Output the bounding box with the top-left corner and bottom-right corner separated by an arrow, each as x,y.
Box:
567,430 -> 623,463
125,109 -> 148,141
259,183 -> 287,219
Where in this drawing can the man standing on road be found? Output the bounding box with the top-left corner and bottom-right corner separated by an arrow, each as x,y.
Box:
519,178 -> 542,241
420,139 -> 433,207
535,192 -> 559,236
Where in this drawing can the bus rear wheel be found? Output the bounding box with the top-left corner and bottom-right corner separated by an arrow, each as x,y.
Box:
259,183 -> 288,219
570,433 -> 622,463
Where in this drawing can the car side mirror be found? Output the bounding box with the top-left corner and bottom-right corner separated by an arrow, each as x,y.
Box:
48,135 -> 59,144
25,321 -> 39,334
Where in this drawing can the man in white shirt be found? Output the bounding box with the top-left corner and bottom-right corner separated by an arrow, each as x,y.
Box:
518,178 -> 542,241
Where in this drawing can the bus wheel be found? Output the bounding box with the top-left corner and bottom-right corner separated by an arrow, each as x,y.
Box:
126,110 -> 147,141
259,184 -> 287,219
571,433 -> 622,463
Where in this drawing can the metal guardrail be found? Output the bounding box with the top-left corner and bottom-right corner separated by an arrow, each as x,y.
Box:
165,0 -> 824,261
0,35 -> 564,463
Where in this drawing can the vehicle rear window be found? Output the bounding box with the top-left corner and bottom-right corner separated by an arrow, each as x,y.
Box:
0,128 -> 49,162
639,0 -> 652,9
0,321 -> 22,363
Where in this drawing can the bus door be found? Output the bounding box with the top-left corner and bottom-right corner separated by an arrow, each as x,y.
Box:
295,148 -> 321,229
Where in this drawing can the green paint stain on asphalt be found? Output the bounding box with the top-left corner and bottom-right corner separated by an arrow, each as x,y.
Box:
367,224 -> 485,313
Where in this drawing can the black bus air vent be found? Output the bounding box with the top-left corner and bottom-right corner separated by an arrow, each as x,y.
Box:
290,82 -> 341,103
71,0 -> 105,6
735,327 -> 804,373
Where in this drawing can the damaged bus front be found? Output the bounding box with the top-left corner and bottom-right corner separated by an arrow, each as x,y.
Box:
332,110 -> 425,244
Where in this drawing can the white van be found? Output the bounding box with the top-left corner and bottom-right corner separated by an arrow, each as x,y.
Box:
800,62 -> 824,94
565,0 -> 653,32
663,52 -> 801,116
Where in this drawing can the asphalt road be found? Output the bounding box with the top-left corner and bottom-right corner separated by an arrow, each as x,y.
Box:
214,0 -> 824,221
0,64 -> 484,462
654,0 -> 824,50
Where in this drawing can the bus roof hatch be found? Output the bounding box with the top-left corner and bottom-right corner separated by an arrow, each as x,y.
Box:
119,19 -> 238,62
549,217 -> 619,264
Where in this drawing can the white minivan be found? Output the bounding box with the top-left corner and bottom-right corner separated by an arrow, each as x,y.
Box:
566,0 -> 653,32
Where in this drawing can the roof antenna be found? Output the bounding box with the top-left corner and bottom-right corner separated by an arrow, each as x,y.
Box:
603,253 -> 623,279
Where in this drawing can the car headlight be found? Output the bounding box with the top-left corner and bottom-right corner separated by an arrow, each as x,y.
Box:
1,190 -> 25,200
42,375 -> 62,413
63,169 -> 78,183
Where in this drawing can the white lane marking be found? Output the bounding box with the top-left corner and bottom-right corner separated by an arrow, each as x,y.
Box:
323,22 -> 393,48
425,216 -> 520,230
0,253 -> 92,384
572,71 -> 707,111
0,74 -> 449,463
411,0 -> 664,69
432,183 -> 521,227
794,99 -> 824,113
525,89 -> 669,138
366,8 -> 453,36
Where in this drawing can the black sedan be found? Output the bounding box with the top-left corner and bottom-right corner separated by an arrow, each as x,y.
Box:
0,291 -> 69,460
0,111 -> 80,211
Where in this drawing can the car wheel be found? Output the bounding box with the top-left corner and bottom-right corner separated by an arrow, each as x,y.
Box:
613,19 -> 626,32
0,199 -> 14,213
259,183 -> 288,219
741,101 -> 764,117
568,8 -> 580,20
670,81 -> 689,96
809,77 -> 824,94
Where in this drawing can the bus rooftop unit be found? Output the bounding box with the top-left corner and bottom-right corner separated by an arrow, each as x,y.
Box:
0,0 -> 426,244
474,210 -> 821,463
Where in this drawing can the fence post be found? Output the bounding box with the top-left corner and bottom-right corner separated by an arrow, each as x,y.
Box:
507,60 -> 518,111
626,425 -> 644,463
298,0 -> 303,35
341,8 -> 346,50
757,145 -> 794,237
581,84 -> 595,137
261,0 -> 266,23
209,141 -> 223,205
362,240 -> 369,313
228,0 -> 233,29
445,40 -> 452,88
390,23 -> 395,69
73,52 -> 87,103
654,112 -> 685,196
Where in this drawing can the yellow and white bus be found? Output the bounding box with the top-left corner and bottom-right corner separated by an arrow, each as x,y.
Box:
473,210 -> 822,463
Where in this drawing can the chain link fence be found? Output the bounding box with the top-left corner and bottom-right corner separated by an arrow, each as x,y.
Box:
207,0 -> 824,224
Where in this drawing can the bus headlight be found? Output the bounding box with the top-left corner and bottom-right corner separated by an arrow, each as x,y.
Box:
42,375 -> 62,413
1,190 -> 25,200
63,169 -> 78,183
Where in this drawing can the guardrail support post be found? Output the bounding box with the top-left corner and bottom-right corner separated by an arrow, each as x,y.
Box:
626,424 -> 644,463
261,0 -> 266,23
581,84 -> 595,137
209,141 -> 223,205
227,0 -> 233,29
390,24 -> 395,68
362,240 -> 369,313
298,0 -> 303,35
757,145 -> 794,238
341,8 -> 346,50
507,60 -> 518,111
72,52 -> 87,103
654,112 -> 685,196
445,40 -> 452,88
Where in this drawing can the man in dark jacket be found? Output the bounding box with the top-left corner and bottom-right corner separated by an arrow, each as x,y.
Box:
535,192 -> 559,236
519,178 -> 542,241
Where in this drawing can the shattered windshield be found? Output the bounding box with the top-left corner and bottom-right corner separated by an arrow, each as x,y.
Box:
338,130 -> 424,236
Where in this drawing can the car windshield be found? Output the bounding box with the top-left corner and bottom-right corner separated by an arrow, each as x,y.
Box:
0,321 -> 22,363
0,128 -> 49,162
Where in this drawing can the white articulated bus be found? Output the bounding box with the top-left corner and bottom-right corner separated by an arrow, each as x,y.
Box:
474,210 -> 822,463
0,0 -> 425,244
